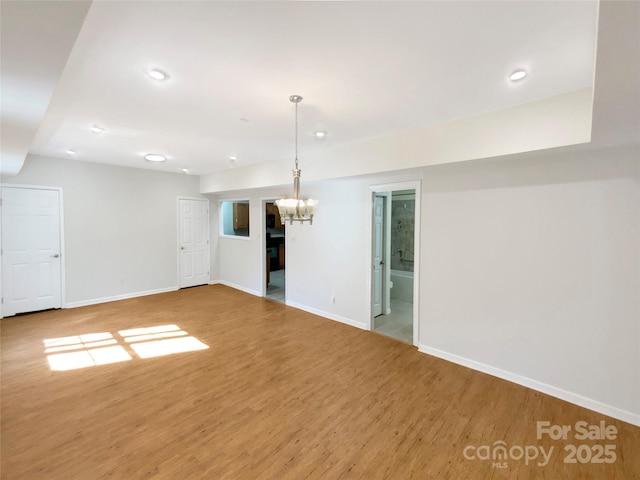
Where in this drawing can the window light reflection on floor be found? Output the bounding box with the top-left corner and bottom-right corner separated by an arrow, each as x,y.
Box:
45,338 -> 118,353
128,336 -> 209,359
122,331 -> 188,343
47,346 -> 132,371
44,325 -> 208,371
44,332 -> 113,349
119,324 -> 208,358
118,324 -> 181,337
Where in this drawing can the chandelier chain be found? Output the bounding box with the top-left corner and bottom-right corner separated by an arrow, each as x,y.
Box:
294,100 -> 299,169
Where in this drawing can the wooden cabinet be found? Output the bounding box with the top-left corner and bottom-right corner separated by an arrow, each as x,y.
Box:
266,203 -> 283,229
233,203 -> 249,230
278,243 -> 285,269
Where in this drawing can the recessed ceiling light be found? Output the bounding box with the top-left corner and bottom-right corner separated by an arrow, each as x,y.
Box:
180,168 -> 189,174
229,155 -> 237,161
509,69 -> 527,81
91,125 -> 105,134
144,153 -> 166,162
65,149 -> 76,155
149,69 -> 168,81
314,131 -> 327,138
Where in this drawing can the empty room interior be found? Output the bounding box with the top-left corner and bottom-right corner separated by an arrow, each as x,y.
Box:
1,1 -> 639,478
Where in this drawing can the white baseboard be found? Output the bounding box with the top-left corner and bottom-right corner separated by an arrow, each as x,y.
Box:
214,282 -> 366,330
418,344 -> 640,427
216,280 -> 261,297
65,286 -> 179,309
286,301 -> 367,331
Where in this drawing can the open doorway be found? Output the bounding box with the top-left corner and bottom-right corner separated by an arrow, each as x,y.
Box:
370,182 -> 420,345
264,201 -> 286,303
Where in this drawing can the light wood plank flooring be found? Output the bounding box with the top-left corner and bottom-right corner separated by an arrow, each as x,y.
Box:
1,285 -> 638,479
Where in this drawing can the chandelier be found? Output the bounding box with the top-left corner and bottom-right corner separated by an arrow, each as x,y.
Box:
275,95 -> 318,225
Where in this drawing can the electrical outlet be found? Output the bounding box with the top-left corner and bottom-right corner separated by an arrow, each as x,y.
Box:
331,294 -> 336,304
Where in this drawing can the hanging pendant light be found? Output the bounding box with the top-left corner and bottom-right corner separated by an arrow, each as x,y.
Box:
275,95 -> 318,225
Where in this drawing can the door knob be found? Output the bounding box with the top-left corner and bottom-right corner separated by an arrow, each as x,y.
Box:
180,246 -> 184,250
51,253 -> 60,258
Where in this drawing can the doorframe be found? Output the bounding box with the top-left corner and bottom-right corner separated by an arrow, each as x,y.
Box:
368,180 -> 421,346
260,197 -> 286,301
0,184 -> 66,318
176,196 -> 211,288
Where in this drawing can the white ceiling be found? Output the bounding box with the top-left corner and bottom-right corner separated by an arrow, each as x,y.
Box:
4,1 -> 599,176
0,0 -> 91,175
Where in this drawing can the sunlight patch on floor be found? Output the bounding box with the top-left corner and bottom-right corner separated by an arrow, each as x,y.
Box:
129,336 -> 209,359
47,346 -> 132,371
43,324 -> 208,371
120,330 -> 188,343
118,324 -> 181,337
45,338 -> 118,353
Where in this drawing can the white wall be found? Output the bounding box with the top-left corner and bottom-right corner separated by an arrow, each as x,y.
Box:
207,194 -> 220,284
3,155 -> 203,305
215,179 -> 384,327
215,194 -> 267,295
419,144 -> 639,424
214,145 -> 639,425
284,179 -> 373,328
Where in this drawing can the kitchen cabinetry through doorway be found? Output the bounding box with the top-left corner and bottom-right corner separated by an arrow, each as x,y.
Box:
264,201 -> 285,303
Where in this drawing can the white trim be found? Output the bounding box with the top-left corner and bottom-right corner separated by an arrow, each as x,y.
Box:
219,234 -> 252,241
58,188 -> 67,314
217,280 -> 261,297
1,183 -> 61,190
176,198 -> 180,289
260,198 -> 270,298
217,281 -> 365,330
260,196 -> 287,300
65,286 -> 178,308
418,344 -> 640,427
177,196 -> 209,201
411,183 -> 421,346
286,300 -> 368,331
369,181 -> 421,193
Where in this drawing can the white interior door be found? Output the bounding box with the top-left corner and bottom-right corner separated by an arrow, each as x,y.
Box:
1,187 -> 62,316
179,198 -> 209,288
372,195 -> 384,317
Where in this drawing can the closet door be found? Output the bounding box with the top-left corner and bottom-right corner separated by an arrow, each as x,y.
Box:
2,187 -> 62,316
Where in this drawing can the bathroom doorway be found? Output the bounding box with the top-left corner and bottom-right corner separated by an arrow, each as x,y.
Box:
370,182 -> 420,345
264,201 -> 286,303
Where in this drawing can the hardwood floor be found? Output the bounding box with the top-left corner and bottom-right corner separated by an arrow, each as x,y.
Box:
1,285 -> 638,479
